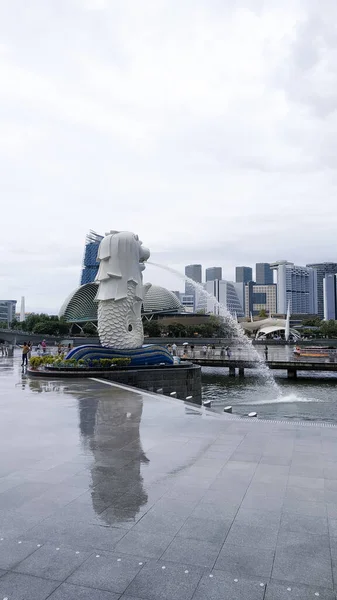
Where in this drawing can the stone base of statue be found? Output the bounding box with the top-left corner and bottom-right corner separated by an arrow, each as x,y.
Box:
66,344 -> 174,366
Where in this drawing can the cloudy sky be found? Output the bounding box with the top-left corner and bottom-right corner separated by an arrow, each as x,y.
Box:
1,0 -> 336,313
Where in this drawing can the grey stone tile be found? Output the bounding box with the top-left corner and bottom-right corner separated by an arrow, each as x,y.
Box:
289,465 -> 324,478
325,479 -> 337,492
0,571 -> 59,599
191,500 -> 239,521
279,512 -> 328,535
260,456 -> 291,466
272,534 -> 333,588
14,543 -> 91,581
48,583 -> 120,599
214,542 -> 274,578
265,581 -> 336,599
277,529 -> 330,550
288,475 -> 325,489
247,482 -> 287,498
161,537 -> 222,568
193,569 -> 266,600
234,508 -> 281,529
283,499 -> 327,517
125,560 -> 204,600
24,518 -> 127,551
328,518 -> 337,537
177,515 -> 232,544
114,530 -> 172,559
229,452 -> 262,463
0,508 -> 43,539
0,482 -> 50,510
67,552 -> 144,594
225,522 -> 279,549
0,539 -> 39,570
285,486 -> 325,503
240,492 -> 284,512
254,465 -> 290,478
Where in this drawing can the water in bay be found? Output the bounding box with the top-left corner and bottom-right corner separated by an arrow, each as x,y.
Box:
202,368 -> 337,423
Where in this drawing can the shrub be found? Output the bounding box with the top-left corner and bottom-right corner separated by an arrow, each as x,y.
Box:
99,358 -> 113,368
112,358 -> 131,366
29,356 -> 43,369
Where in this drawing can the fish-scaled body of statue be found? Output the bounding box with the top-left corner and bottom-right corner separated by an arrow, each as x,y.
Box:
95,231 -> 150,349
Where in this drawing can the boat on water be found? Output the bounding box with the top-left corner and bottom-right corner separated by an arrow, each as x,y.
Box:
293,346 -> 336,358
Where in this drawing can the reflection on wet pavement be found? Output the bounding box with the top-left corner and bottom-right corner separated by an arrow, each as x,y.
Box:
1,357 -> 337,599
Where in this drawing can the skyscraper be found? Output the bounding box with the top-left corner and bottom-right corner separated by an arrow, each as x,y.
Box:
323,274 -> 337,320
206,267 -> 222,282
185,264 -> 202,295
255,263 -> 273,285
270,261 -> 317,314
235,266 -> 253,284
0,300 -> 17,325
307,263 -> 337,319
80,231 -> 103,285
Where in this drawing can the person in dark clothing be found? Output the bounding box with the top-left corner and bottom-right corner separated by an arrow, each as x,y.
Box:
21,342 -> 30,367
264,345 -> 268,360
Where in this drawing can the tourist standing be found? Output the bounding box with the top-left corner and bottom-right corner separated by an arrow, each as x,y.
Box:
172,343 -> 177,357
226,346 -> 231,359
21,342 -> 30,368
264,345 -> 268,360
202,345 -> 207,357
190,344 -> 195,357
41,340 -> 47,354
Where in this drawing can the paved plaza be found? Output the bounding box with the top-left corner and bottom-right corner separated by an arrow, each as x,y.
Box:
1,358 -> 337,598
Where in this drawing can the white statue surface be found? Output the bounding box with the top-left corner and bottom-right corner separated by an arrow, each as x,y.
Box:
95,231 -> 150,349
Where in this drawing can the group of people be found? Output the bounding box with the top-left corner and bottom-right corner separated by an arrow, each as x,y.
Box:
0,342 -> 10,357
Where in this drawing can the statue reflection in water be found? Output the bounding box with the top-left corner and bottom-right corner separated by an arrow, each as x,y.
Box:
78,391 -> 149,526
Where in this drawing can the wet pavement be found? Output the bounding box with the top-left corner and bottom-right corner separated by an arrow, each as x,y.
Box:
1,358 -> 337,598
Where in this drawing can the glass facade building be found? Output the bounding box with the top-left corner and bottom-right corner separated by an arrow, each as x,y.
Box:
271,261 -> 317,315
255,263 -> 273,285
235,266 -> 253,284
0,300 -> 17,326
307,263 -> 337,320
206,267 -> 222,282
80,231 -> 103,285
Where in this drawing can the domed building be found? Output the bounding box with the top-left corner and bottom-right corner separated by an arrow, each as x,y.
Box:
59,283 -> 184,329
143,285 -> 183,315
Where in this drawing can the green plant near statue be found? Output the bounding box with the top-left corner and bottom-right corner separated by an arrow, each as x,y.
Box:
29,355 -> 131,370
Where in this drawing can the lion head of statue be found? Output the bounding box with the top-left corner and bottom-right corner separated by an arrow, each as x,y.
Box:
95,231 -> 150,302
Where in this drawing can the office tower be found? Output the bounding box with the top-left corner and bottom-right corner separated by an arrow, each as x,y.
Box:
307,263 -> 337,319
0,300 -> 17,326
255,263 -> 273,285
245,284 -> 277,317
206,267 -> 222,282
270,261 -> 317,314
235,266 -> 253,284
204,280 -> 244,317
81,231 -> 103,285
185,264 -> 202,297
323,274 -> 337,320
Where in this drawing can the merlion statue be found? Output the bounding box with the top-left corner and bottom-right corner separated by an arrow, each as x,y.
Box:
94,231 -> 150,349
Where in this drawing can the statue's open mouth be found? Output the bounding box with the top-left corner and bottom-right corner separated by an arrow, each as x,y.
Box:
139,246 -> 150,264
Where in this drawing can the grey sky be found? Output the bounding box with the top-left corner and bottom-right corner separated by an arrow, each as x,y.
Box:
1,0 -> 336,313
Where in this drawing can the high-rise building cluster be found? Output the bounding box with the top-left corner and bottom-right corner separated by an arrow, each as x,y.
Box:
180,261 -> 337,320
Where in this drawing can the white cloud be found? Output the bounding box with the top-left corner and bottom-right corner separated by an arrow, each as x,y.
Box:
0,0 -> 336,310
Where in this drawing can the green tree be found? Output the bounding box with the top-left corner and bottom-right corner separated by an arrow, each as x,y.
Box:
320,320 -> 337,338
143,320 -> 161,337
167,323 -> 187,337
258,309 -> 268,318
83,322 -> 97,335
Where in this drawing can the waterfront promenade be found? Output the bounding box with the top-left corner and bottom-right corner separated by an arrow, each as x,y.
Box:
181,346 -> 337,378
1,358 -> 337,598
